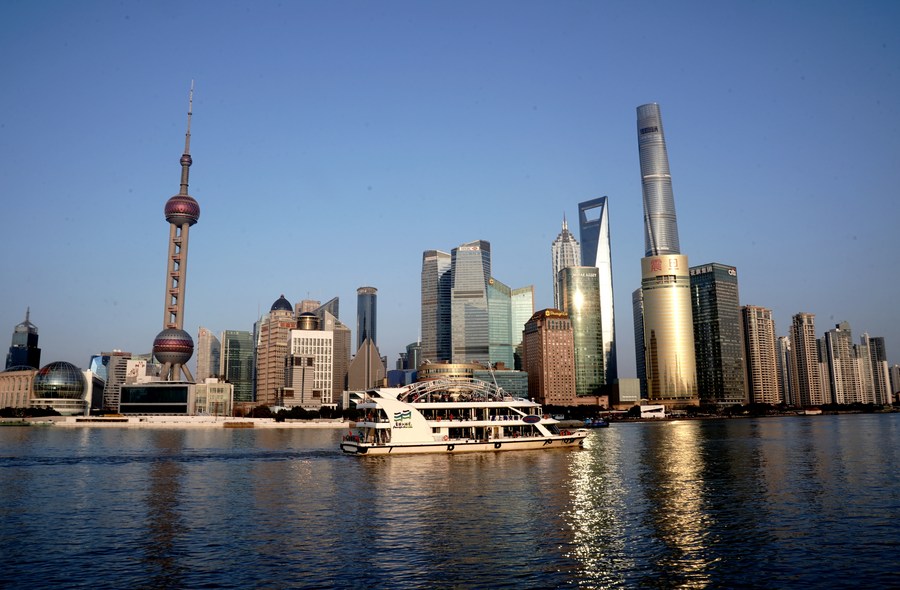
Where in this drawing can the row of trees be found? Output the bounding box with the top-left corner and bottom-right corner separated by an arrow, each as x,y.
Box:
0,406 -> 61,418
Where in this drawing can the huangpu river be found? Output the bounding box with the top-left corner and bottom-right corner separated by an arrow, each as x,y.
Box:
1,414 -> 898,589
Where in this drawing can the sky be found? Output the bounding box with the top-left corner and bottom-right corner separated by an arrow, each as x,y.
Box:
2,0 -> 899,376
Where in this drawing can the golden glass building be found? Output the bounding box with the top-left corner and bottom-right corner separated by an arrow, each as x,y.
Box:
637,103 -> 697,406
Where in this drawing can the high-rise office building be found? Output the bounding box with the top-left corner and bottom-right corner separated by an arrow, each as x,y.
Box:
510,285 -> 535,369
690,263 -> 746,405
863,334 -> 891,405
824,322 -> 863,404
776,336 -> 793,406
151,85 -> 200,383
450,240 -> 491,364
196,327 -> 221,381
424,240 -> 530,368
522,309 -> 576,406
636,103 -> 697,405
790,312 -> 824,407
286,318 -> 334,410
741,306 -> 779,405
256,295 -> 296,406
632,288 -> 647,399
558,266 -> 604,397
579,197 -> 617,385
551,216 -> 581,310
421,250 -> 452,363
5,308 -> 40,370
312,300 -> 351,399
221,330 -> 254,403
356,287 -> 377,351
487,279 -> 535,368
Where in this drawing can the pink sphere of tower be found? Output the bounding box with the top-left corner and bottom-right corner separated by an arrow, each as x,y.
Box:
153,328 -> 194,367
165,194 -> 200,226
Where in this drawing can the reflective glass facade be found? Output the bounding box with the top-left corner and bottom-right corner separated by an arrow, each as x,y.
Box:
637,103 -> 680,256
640,255 -> 697,402
558,267 -> 604,396
579,197 -> 617,384
120,384 -> 189,414
690,263 -> 746,405
356,287 -> 377,351
222,330 -> 254,403
421,250 -> 452,363
451,240 -> 491,364
636,104 -> 697,406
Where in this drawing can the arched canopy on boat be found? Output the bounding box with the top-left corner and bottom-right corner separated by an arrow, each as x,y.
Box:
398,378 -> 512,403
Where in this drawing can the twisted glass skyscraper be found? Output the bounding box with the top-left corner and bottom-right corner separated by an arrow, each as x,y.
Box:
636,103 -> 697,405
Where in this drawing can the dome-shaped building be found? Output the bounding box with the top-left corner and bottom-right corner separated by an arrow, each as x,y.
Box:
32,361 -> 88,415
271,294 -> 293,313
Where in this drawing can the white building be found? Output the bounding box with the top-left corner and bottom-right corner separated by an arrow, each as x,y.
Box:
286,328 -> 334,410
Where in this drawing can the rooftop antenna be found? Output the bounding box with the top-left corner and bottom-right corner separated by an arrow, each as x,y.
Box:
179,80 -> 194,196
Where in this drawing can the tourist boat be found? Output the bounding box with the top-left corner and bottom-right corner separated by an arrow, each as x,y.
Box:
340,378 -> 589,455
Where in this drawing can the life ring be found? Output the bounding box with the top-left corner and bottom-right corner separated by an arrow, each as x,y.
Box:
447,444 -> 455,452
442,435 -> 449,441
494,442 -> 501,449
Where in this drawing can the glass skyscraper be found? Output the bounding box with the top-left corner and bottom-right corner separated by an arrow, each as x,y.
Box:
690,263 -> 746,405
487,279 -> 535,368
421,250 -> 452,363
636,103 -> 697,405
558,266 -> 604,397
578,197 -> 617,385
356,286 -> 377,351
451,240 -> 491,364
423,240 -> 532,368
221,330 -> 254,403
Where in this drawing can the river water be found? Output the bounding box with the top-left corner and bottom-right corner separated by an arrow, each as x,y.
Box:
1,414 -> 898,589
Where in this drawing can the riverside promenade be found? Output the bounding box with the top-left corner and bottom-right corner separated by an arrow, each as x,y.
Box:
4,416 -> 352,429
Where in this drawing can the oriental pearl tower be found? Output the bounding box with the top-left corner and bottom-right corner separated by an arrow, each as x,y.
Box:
153,84 -> 200,382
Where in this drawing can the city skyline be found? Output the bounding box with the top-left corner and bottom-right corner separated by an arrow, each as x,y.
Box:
2,2 -> 899,373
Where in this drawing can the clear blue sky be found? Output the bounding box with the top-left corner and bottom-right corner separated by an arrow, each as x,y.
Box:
2,0 -> 899,375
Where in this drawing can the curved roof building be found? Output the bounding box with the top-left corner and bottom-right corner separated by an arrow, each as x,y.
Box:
31,361 -> 88,415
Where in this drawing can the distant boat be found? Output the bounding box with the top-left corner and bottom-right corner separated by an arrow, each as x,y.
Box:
584,418 -> 610,428
801,408 -> 823,415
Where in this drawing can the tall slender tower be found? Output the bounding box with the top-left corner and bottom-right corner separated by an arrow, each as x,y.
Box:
578,197 -> 617,385
153,84 -> 200,382
356,287 -> 378,351
551,215 -> 580,310
636,103 -> 697,405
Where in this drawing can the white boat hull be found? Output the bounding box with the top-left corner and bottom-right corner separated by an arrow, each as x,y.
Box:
340,431 -> 589,455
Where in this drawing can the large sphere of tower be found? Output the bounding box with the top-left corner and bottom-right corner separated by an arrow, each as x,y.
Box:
153,328 -> 194,366
165,194 -> 200,226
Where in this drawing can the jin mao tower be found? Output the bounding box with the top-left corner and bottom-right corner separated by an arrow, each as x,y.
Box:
636,103 -> 697,405
153,85 -> 200,382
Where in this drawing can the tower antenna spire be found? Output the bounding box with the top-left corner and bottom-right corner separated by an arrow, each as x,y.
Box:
185,80 -> 193,155
179,81 -> 194,196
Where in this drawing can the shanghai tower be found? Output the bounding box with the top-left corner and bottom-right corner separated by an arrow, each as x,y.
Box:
636,103 -> 697,405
